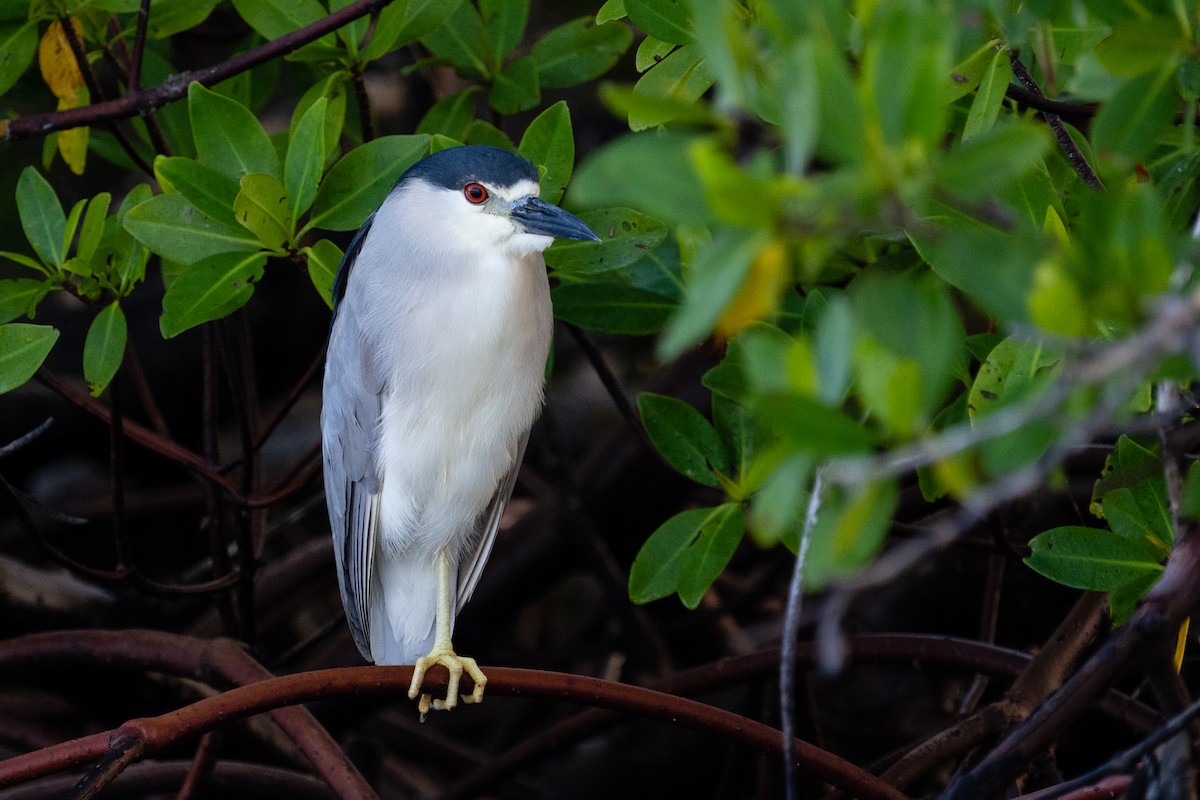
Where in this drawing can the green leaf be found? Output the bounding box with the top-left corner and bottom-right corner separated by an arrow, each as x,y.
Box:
1092,436 -> 1171,543
285,97 -> 326,223
416,88 -> 478,140
678,503 -> 744,608
76,193 -> 111,266
545,208 -> 666,274
803,479 -> 898,591
16,167 -> 64,267
489,55 -> 540,114
600,85 -> 720,132
750,454 -> 812,547
1103,488 -> 1172,555
752,392 -> 874,457
962,45 -> 1010,140
304,238 -> 341,309
630,505 -> 737,605
1095,16 -> 1187,77
481,0 -> 528,60
1025,526 -> 1164,591
551,283 -> 674,334
420,0 -> 492,77
1091,60 -> 1180,162
863,2 -> 950,147
0,21 -> 36,97
628,43 -> 713,131
234,173 -> 293,250
230,0 -> 326,40
967,337 -> 1062,421
658,227 -> 766,360
0,279 -> 49,323
0,251 -> 46,275
154,156 -> 241,228
570,132 -> 710,225
812,37 -> 867,165
291,74 -> 347,168
597,0 -> 627,24
532,18 -> 632,89
465,119 -> 515,148
626,0 -> 692,44
711,393 -> 766,479
146,0 -> 219,38
638,392 -> 729,486
911,208 -> 1041,323
160,251 -> 268,338
850,271 -> 963,433
363,0 -> 468,61
309,135 -> 431,232
517,101 -> 573,204
61,198 -> 86,267
635,35 -> 675,72
83,301 -> 126,397
0,323 -> 58,394
188,82 -> 280,180
125,193 -> 261,264
937,122 -> 1050,200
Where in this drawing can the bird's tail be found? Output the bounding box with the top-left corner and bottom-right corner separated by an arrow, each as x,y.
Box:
367,551 -> 455,665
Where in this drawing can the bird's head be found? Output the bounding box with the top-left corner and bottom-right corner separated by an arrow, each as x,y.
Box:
393,145 -> 600,257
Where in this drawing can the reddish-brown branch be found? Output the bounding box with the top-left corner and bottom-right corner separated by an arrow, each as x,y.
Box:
0,665 -> 910,800
0,631 -> 377,799
2,0 -> 397,141
36,368 -> 238,495
0,630 -> 1163,800
945,530 -> 1200,799
435,633 -> 1161,800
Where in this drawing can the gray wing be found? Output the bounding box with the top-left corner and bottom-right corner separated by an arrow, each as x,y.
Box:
456,432 -> 529,607
322,218 -> 384,661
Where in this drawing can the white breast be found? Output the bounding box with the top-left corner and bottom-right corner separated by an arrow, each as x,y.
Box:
345,182 -> 553,560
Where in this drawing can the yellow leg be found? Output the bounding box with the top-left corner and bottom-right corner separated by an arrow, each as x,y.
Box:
407,548 -> 487,717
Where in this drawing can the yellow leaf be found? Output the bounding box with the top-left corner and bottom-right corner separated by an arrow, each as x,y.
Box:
1175,618 -> 1189,672
55,85 -> 89,175
715,240 -> 790,341
39,18 -> 85,101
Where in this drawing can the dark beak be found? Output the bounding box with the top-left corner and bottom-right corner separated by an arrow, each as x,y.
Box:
511,197 -> 600,241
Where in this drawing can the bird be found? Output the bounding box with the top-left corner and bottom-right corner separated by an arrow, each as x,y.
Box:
321,144 -> 599,716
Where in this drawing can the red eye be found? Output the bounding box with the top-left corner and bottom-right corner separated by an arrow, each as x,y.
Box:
464,182 -> 489,204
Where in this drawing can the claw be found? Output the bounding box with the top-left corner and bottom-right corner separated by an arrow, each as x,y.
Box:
408,648 -> 487,715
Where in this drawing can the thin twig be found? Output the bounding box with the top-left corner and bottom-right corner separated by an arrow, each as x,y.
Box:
564,323 -> 655,455
56,14 -> 154,175
3,0 -> 399,141
174,731 -> 220,800
0,418 -> 53,460
782,470 -> 823,800
122,341 -> 170,437
1009,51 -> 1103,189
351,66 -> 375,142
130,0 -> 150,91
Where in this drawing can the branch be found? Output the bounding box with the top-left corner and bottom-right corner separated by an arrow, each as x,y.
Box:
944,528 -> 1200,799
0,663 -> 909,800
1009,51 -> 1103,189
36,368 -> 238,496
0,631 -> 377,799
2,0 -> 398,141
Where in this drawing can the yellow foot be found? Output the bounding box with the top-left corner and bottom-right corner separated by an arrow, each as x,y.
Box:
408,647 -> 487,718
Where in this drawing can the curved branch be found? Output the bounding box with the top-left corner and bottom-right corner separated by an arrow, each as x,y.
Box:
2,0 -> 397,141
0,631 -> 376,800
0,664 -> 909,800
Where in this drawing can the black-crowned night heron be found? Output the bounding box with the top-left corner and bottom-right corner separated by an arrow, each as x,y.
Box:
321,145 -> 599,716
